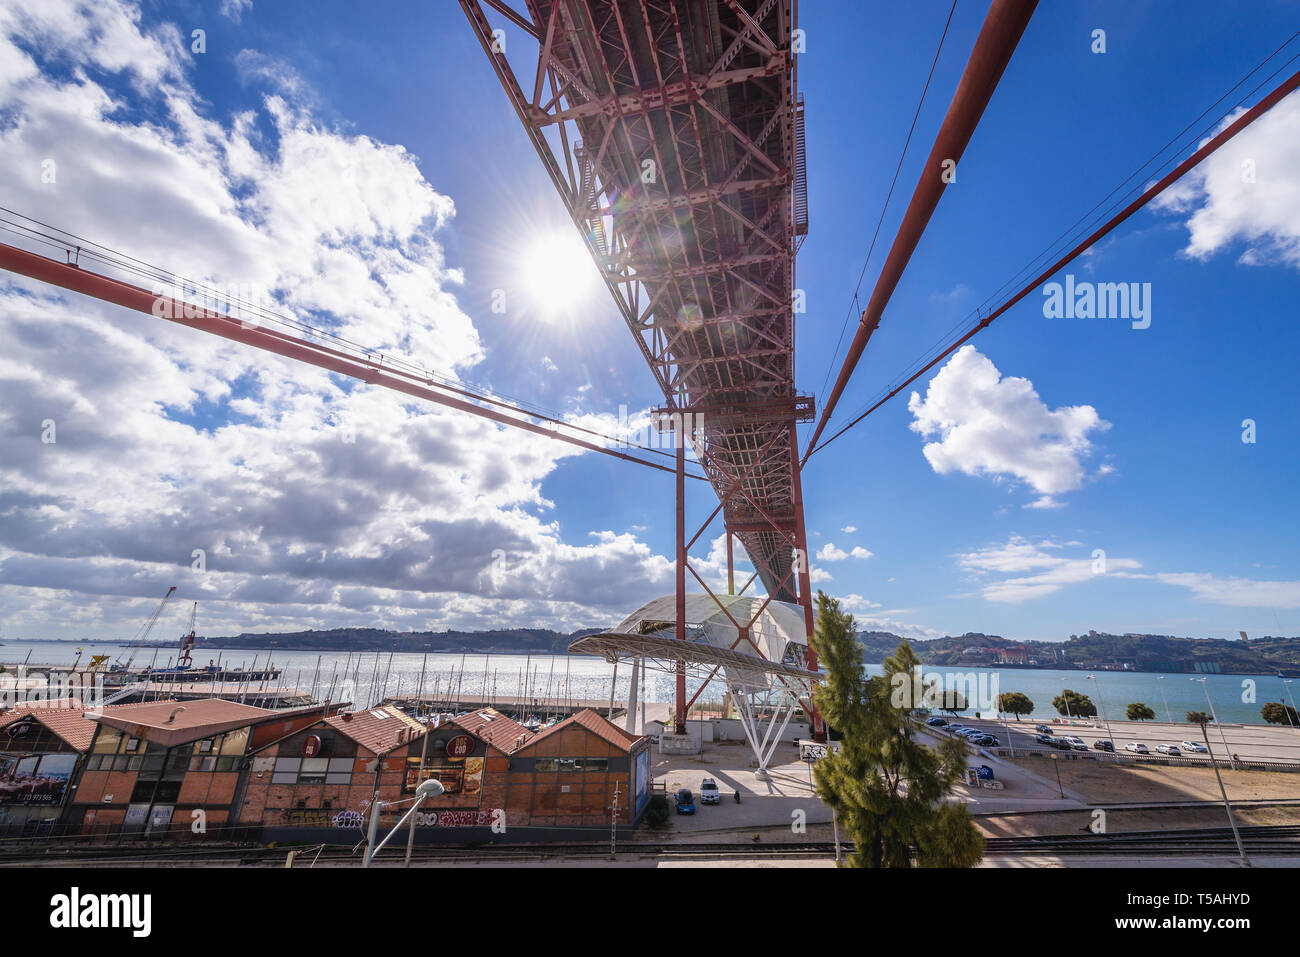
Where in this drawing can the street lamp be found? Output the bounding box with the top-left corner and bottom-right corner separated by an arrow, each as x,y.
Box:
1283,680 -> 1299,731
363,777 -> 445,868
1059,677 -> 1073,720
1190,677 -> 1249,868
1156,675 -> 1172,725
1085,674 -> 1116,754
1191,677 -> 1235,770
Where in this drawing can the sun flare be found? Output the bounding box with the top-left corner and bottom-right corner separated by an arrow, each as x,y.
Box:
520,230 -> 597,317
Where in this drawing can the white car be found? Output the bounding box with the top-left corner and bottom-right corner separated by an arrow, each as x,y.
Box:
1180,740 -> 1209,753
1125,742 -> 1149,754
699,778 -> 721,805
1156,744 -> 1182,756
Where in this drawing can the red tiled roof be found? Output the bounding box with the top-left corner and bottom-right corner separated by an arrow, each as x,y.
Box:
92,698 -> 277,747
0,702 -> 168,753
521,708 -> 645,753
325,705 -> 425,756
0,706 -> 97,752
449,708 -> 534,754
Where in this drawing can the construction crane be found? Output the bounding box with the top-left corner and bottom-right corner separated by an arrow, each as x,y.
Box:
177,602 -> 198,669
113,586 -> 177,671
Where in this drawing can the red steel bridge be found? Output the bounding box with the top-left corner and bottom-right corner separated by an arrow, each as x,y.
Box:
2,0 -> 1297,743
460,0 -> 821,735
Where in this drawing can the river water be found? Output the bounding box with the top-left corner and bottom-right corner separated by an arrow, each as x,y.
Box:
2,640 -> 1295,725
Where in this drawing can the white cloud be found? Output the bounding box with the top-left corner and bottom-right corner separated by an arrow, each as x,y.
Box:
838,594 -> 881,614
1150,572 -> 1300,609
908,345 -> 1110,503
1152,92 -> 1300,268
929,282 -> 969,304
841,525 -> 857,534
0,0 -> 675,638
957,536 -> 1141,604
220,0 -> 253,23
958,538 -> 1300,611
854,615 -> 944,642
817,543 -> 871,563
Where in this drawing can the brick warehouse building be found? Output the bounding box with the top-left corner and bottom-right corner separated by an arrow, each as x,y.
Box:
69,699 -> 340,839
505,709 -> 652,830
250,706 -> 651,844
249,705 -> 533,841
243,704 -> 427,836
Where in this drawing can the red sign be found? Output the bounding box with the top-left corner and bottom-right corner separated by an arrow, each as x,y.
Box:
445,734 -> 475,760
302,735 -> 322,757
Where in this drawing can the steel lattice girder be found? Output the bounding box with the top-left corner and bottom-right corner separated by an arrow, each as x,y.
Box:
461,0 -> 810,603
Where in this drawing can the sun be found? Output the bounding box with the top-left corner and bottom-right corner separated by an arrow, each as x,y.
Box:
520,230 -> 598,318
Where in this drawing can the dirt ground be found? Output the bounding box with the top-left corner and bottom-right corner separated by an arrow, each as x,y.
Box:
977,803 -> 1300,837
1009,755 -> 1300,804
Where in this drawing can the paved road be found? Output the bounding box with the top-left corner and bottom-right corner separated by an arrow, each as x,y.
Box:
932,716 -> 1300,765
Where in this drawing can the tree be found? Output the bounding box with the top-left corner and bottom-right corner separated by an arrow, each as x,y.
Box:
938,689 -> 968,717
997,692 -> 1034,721
1126,702 -> 1155,721
1186,710 -> 1210,727
809,591 -> 984,868
1052,689 -> 1097,718
1261,701 -> 1300,727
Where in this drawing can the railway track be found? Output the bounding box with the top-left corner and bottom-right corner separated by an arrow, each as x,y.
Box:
1,824 -> 1298,866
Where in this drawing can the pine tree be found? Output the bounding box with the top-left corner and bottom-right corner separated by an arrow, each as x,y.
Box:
809,591 -> 984,868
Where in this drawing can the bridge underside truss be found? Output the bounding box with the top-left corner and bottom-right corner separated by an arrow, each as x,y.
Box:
462,0 -> 821,735
462,0 -> 811,594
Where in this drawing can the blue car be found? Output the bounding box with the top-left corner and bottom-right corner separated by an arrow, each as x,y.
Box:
675,788 -> 696,814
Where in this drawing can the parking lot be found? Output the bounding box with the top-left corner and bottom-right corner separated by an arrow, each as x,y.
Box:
927,714 -> 1300,766
650,740 -> 835,838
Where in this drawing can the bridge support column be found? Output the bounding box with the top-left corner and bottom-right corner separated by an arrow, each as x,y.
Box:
791,421 -> 826,742
675,421 -> 687,735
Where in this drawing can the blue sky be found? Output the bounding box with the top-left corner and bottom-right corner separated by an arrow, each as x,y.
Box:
0,0 -> 1298,643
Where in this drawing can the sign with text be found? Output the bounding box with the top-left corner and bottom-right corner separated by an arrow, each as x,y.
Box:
798,740 -> 840,763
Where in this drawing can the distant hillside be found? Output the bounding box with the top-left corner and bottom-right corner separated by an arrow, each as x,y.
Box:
857,629 -> 1300,674
116,624 -> 1300,674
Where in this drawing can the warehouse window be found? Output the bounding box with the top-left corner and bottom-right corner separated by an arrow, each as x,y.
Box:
556,758 -> 610,772
270,756 -> 352,785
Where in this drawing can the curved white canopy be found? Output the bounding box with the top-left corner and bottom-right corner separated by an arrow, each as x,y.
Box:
602,592 -> 809,693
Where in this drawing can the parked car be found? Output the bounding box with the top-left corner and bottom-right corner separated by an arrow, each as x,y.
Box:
1035,725 -> 1054,735
975,735 -> 1000,747
1062,736 -> 1089,752
1125,742 -> 1149,754
1180,740 -> 1209,753
1050,737 -> 1074,750
675,788 -> 696,814
1034,734 -> 1055,746
925,717 -> 948,727
1093,739 -> 1115,752
947,724 -> 967,733
1156,744 -> 1182,756
699,779 -> 720,805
